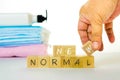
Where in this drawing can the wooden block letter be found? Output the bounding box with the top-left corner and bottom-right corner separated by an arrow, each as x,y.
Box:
71,56 -> 83,68
50,57 -> 61,68
53,45 -> 76,56
53,45 -> 63,56
38,56 -> 50,68
82,41 -> 95,56
64,46 -> 76,56
82,56 -> 94,68
27,56 -> 38,68
61,56 -> 72,68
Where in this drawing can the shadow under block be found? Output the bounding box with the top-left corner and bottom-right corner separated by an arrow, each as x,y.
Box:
27,56 -> 94,68
53,45 -> 76,57
82,41 -> 95,56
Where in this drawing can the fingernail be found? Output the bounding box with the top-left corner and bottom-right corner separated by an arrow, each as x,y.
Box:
92,42 -> 99,50
110,37 -> 115,43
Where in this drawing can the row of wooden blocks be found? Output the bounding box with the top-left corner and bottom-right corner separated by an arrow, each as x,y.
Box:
27,41 -> 95,68
27,56 -> 94,68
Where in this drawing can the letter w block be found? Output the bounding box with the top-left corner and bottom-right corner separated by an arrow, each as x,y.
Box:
82,41 -> 96,56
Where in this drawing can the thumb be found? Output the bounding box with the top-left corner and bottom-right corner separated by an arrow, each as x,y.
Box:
91,22 -> 103,50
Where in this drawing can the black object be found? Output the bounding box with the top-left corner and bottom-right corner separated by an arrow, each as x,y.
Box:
37,10 -> 47,22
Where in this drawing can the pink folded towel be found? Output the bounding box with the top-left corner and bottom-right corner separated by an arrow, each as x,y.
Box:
0,44 -> 47,57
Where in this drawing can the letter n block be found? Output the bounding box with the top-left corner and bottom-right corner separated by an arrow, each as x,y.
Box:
50,57 -> 61,68
82,56 -> 94,68
82,41 -> 95,56
38,56 -> 50,68
53,45 -> 76,56
27,56 -> 38,68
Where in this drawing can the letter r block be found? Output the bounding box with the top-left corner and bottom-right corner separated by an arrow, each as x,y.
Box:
50,57 -> 61,68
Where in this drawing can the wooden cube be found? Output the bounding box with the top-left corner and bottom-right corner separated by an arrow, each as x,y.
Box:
53,45 -> 76,57
82,41 -> 95,56
61,56 -> 72,68
53,45 -> 63,56
82,56 -> 94,68
27,56 -> 38,68
71,56 -> 83,68
50,56 -> 61,68
64,46 -> 76,56
38,56 -> 50,68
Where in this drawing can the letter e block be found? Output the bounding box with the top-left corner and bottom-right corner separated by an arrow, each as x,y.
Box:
64,46 -> 76,56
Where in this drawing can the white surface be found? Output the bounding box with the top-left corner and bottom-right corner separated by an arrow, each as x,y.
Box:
0,52 -> 120,80
0,0 -> 120,80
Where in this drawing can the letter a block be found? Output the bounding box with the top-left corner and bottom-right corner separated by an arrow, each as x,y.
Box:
71,57 -> 83,68
38,56 -> 50,68
82,41 -> 95,56
27,56 -> 38,68
50,57 -> 61,68
53,45 -> 76,57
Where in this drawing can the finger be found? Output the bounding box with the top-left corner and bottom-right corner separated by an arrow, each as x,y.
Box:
105,22 -> 115,43
87,25 -> 92,40
78,18 -> 89,44
91,22 -> 103,50
99,41 -> 104,51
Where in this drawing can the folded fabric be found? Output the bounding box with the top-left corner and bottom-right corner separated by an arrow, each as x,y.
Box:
0,25 -> 50,47
0,25 -> 50,57
0,44 -> 48,57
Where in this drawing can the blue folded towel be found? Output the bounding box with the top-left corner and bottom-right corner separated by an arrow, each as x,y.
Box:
0,25 -> 49,47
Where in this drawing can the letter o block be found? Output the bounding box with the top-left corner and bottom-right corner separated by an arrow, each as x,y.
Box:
38,56 -> 50,68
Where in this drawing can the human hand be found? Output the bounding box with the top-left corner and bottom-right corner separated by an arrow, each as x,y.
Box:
78,0 -> 120,51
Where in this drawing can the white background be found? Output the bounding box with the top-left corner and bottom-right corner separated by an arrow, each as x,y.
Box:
0,0 -> 120,80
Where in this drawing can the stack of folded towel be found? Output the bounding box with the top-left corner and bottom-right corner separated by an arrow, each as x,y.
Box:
0,25 -> 50,57
0,11 -> 50,57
